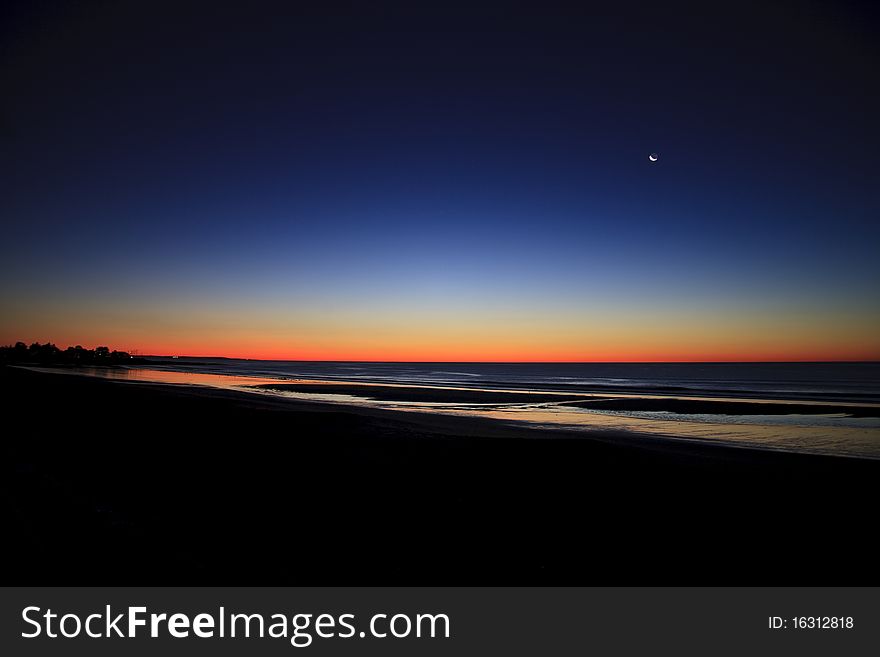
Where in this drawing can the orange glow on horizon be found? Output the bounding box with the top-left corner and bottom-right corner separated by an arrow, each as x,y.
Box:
4,301 -> 878,363
6,337 -> 877,363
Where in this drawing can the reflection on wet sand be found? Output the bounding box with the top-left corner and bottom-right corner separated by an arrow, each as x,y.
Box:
22,366 -> 286,389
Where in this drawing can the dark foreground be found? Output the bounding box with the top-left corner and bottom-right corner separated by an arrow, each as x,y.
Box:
3,366 -> 878,584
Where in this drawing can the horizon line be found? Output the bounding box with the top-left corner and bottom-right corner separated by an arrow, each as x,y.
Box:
139,355 -> 880,364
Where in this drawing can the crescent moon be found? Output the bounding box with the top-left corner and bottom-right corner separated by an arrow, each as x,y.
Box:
649,154 -> 658,162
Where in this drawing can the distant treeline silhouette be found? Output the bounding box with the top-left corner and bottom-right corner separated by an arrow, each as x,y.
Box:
0,341 -> 147,365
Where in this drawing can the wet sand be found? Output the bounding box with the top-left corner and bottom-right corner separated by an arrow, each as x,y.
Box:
3,365 -> 879,584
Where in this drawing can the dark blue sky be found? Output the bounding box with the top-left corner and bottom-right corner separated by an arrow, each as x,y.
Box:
2,0 -> 878,359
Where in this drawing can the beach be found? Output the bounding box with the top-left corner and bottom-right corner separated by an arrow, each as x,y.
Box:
4,365 -> 879,584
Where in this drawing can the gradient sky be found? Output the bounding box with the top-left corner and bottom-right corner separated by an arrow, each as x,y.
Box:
2,0 -> 879,360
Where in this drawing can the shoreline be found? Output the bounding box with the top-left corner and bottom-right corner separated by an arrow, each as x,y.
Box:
4,365 -> 880,584
16,364 -> 880,461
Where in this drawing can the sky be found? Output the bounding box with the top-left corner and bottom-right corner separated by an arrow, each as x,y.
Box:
1,0 -> 878,361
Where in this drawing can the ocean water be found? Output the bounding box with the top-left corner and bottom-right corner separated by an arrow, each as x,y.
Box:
143,359 -> 880,404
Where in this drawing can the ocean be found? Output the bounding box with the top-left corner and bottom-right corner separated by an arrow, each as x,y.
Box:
143,359 -> 880,403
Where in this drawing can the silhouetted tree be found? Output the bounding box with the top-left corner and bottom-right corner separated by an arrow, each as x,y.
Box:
0,341 -> 143,365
